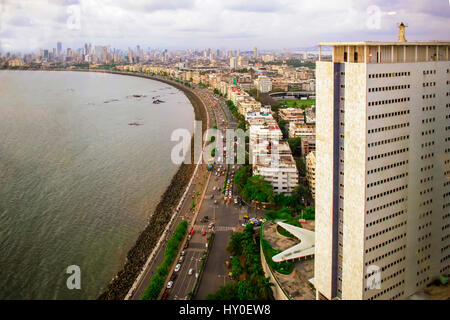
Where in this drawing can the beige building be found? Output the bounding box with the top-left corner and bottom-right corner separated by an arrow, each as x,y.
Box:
289,122 -> 316,139
314,35 -> 450,300
279,108 -> 305,124
306,151 -> 316,199
253,141 -> 299,195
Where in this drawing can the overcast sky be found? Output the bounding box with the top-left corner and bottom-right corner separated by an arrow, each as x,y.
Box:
0,0 -> 449,53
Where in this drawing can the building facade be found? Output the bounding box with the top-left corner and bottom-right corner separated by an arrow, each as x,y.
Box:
314,40 -> 450,300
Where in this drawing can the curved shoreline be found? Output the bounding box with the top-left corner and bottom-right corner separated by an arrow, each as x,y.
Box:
92,71 -> 208,300
5,69 -> 208,300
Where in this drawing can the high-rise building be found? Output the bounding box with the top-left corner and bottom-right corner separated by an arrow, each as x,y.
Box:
254,47 -> 258,60
314,27 -> 450,300
230,57 -> 238,70
57,42 -> 62,56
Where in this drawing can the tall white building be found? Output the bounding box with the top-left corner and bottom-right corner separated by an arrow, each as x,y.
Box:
230,57 -> 238,70
314,34 -> 450,299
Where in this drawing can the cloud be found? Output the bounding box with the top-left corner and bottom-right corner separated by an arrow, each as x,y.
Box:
0,0 -> 448,52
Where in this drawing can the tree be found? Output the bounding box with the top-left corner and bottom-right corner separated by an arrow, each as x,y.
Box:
292,184 -> 311,206
205,281 -> 239,300
302,207 -> 315,220
234,165 -> 252,191
295,157 -> 306,177
241,175 -> 275,203
288,137 -> 302,157
231,256 -> 243,278
278,119 -> 289,139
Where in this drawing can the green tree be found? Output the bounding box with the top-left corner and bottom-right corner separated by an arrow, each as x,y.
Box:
242,175 -> 275,203
295,156 -> 306,177
278,119 -> 289,139
205,281 -> 239,300
292,184 -> 311,206
234,165 -> 252,191
288,137 -> 302,157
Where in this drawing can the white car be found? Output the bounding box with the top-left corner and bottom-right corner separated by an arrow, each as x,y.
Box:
167,281 -> 173,289
181,250 -> 185,256
174,264 -> 181,272
179,256 -> 184,263
188,268 -> 194,275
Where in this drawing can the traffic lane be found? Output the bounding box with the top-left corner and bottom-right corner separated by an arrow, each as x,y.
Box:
169,248 -> 203,300
195,230 -> 232,299
131,166 -> 209,299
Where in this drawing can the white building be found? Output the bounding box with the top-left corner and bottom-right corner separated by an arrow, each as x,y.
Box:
230,57 -> 238,70
255,75 -> 272,93
253,141 -> 299,195
314,34 -> 450,300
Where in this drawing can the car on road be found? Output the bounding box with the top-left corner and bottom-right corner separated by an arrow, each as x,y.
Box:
210,194 -> 214,199
214,200 -> 218,204
174,264 -> 181,272
161,291 -> 169,300
179,256 -> 184,263
188,268 -> 194,275
189,229 -> 195,236
181,250 -> 185,256
234,198 -> 238,204
202,230 -> 207,236
167,281 -> 174,289
170,274 -> 177,281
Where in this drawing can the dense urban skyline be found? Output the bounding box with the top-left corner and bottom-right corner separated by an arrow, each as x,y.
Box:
1,0 -> 449,53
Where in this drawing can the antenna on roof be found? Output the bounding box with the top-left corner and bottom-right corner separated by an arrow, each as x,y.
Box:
397,22 -> 408,43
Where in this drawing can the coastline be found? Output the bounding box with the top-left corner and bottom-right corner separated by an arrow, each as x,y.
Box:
91,71 -> 208,300
2,68 -> 209,299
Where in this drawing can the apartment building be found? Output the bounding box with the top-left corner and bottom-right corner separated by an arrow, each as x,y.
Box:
253,140 -> 299,195
289,122 -> 316,139
255,75 -> 273,93
314,32 -> 450,300
236,96 -> 262,115
306,151 -> 316,199
279,108 -> 305,124
301,136 -> 316,156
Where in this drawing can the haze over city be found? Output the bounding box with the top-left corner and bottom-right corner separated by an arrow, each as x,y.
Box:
1,0 -> 449,52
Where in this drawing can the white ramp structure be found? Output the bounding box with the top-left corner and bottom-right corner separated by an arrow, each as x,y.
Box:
272,222 -> 315,262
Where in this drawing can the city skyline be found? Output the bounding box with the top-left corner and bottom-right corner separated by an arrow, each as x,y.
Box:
1,0 -> 449,53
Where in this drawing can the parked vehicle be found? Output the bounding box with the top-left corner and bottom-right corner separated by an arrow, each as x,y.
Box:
167,281 -> 174,289
188,268 -> 194,275
170,274 -> 177,281
202,230 -> 207,236
181,250 -> 185,256
179,256 -> 184,263
161,291 -> 169,300
174,264 -> 181,272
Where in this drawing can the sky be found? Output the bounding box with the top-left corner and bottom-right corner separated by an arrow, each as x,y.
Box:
0,0 -> 449,53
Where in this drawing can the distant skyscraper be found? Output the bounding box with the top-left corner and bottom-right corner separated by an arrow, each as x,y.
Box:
254,47 -> 258,59
57,42 -> 62,56
230,57 -> 238,70
314,29 -> 450,300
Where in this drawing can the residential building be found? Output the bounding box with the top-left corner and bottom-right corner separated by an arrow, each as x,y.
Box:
306,151 -> 316,199
255,75 -> 273,93
301,135 -> 316,156
253,141 -> 299,195
279,108 -> 305,124
289,122 -> 316,139
314,32 -> 450,300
